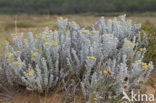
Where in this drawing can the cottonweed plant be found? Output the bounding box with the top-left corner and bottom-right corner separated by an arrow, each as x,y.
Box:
0,15 -> 153,103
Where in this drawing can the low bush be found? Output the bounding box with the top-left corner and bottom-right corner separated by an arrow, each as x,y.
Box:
0,15 -> 154,103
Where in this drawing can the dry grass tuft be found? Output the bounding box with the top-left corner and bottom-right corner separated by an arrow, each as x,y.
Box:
2,90 -> 84,103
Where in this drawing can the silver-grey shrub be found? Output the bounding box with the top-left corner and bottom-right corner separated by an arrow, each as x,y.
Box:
0,15 -> 153,102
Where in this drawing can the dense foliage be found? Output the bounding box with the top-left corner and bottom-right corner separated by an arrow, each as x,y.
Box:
0,15 -> 154,103
0,0 -> 156,14
142,25 -> 156,63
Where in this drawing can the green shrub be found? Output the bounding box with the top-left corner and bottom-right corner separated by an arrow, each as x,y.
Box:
142,25 -> 156,63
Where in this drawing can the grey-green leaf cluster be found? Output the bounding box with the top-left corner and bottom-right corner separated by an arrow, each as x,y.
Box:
0,15 -> 153,103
